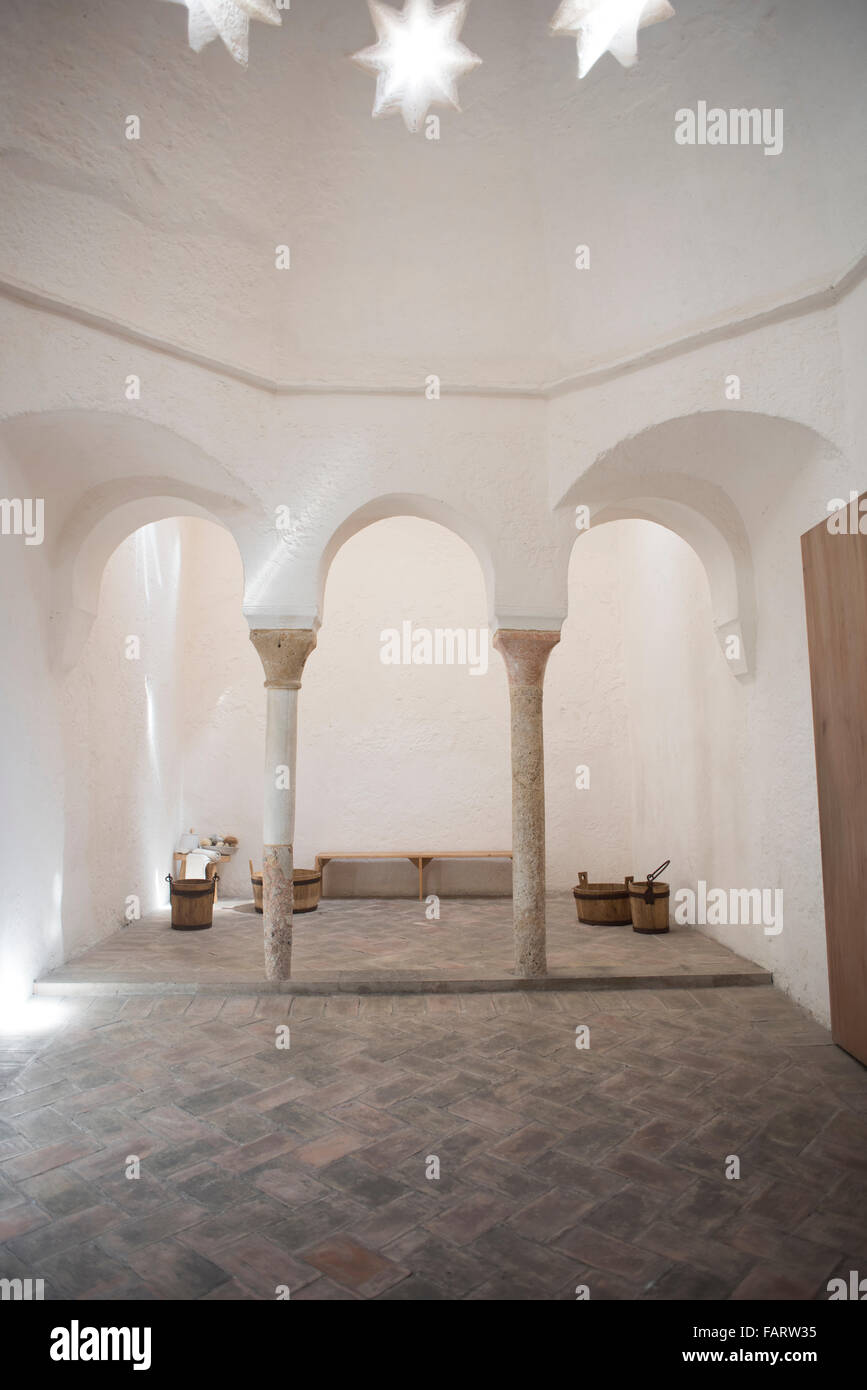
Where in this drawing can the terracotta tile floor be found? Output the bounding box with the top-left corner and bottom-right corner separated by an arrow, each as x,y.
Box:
1,984 -> 865,1300
37,896 -> 770,992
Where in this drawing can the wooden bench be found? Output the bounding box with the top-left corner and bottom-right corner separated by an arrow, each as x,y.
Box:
314,852 -> 513,901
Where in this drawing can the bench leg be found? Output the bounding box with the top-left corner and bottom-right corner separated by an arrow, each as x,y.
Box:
408,857 -> 423,900
418,857 -> 433,901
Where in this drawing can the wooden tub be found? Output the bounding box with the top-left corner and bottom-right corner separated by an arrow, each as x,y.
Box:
293,869 -> 321,913
250,864 -> 321,914
572,872 -> 633,926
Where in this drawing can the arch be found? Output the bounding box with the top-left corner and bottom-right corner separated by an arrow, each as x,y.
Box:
554,411 -> 850,679
317,493 -> 497,624
577,482 -> 753,677
0,409 -> 258,671
295,510 -> 512,900
55,483 -> 245,671
56,508 -> 253,961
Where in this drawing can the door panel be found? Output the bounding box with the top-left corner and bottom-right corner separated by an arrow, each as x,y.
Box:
802,495 -> 867,1065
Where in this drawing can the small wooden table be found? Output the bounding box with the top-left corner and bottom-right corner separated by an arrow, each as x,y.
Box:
314,851 -> 513,901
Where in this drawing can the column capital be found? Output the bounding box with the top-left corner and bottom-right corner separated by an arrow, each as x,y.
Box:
250,628 -> 317,690
493,628 -> 560,687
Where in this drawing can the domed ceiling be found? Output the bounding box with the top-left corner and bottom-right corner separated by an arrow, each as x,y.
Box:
0,0 -> 864,388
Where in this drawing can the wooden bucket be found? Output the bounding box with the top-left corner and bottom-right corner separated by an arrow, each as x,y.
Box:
249,865 -> 320,914
166,874 -> 217,931
293,868 -> 321,914
573,872 -> 633,926
629,862 -> 670,934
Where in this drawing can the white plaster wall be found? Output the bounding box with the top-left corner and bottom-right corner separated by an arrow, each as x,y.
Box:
549,518 -> 764,1004
551,506 -> 836,1028
59,522 -> 186,959
172,515 -> 671,906
619,519 -> 742,896
94,515 -> 693,917
0,289 -> 859,1027
43,505 -> 838,1030
55,515 -> 259,935
722,460 -> 841,1025
66,515 -> 645,909
615,501 -> 832,1025
837,274 -> 867,477
297,516 -> 512,896
0,442 -> 66,1004
0,472 -> 843,1033
107,514 -> 514,905
545,524 -> 633,891
177,518 -> 264,900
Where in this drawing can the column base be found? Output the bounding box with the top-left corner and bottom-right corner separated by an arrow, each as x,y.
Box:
514,929 -> 548,979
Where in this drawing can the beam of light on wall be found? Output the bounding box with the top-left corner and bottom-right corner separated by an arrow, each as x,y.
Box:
47,871 -> 63,952
244,487 -> 334,619
352,0 -> 482,134
138,527 -> 150,607
245,537 -> 297,611
146,522 -> 164,592
144,675 -> 161,789
551,0 -> 675,79
137,522 -> 184,914
139,521 -> 167,607
138,522 -> 173,911
142,672 -> 172,907
244,531 -> 323,627
172,526 -> 182,592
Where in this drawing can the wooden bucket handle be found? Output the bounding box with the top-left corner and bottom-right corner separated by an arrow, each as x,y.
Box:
578,871 -> 588,885
643,861 -> 669,904
165,873 -> 218,888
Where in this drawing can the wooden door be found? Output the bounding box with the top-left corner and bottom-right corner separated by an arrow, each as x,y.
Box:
802,494 -> 867,1064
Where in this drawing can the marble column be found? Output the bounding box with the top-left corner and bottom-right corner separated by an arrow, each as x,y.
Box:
250,628 -> 316,981
493,628 -> 561,978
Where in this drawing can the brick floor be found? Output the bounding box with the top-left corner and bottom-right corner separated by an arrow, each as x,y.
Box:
36,896 -> 770,991
1,983 -> 865,1300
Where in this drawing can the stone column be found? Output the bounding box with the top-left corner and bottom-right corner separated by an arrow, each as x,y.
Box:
250,629 -> 317,981
493,628 -> 561,978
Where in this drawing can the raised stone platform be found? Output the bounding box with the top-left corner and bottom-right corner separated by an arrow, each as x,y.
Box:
35,896 -> 772,998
